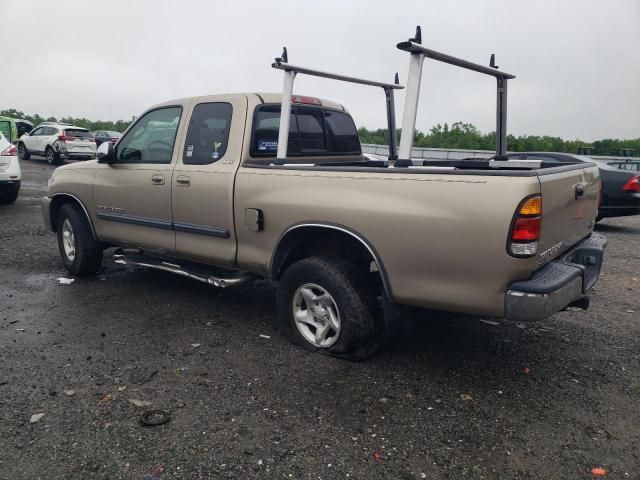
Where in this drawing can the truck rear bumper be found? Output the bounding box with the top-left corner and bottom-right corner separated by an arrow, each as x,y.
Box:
505,232 -> 607,322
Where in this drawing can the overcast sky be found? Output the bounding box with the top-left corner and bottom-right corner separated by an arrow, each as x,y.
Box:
1,0 -> 638,140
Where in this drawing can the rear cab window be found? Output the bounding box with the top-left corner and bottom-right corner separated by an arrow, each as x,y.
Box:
251,104 -> 361,158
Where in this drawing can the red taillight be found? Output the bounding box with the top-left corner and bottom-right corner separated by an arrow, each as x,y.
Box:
508,195 -> 542,257
512,217 -> 541,241
292,95 -> 322,105
0,144 -> 17,156
622,176 -> 640,192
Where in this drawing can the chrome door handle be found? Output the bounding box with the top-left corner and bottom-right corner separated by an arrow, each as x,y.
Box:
176,175 -> 191,187
151,175 -> 165,185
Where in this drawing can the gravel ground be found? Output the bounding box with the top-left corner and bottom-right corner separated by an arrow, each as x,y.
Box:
0,159 -> 638,480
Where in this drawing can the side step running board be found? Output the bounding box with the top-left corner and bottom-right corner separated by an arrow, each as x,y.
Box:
113,248 -> 256,288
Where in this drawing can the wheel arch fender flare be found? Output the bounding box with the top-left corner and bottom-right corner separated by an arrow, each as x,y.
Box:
50,193 -> 98,239
270,222 -> 394,301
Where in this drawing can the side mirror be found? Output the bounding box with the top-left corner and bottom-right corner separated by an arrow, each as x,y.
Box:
96,140 -> 115,163
22,131 -> 30,137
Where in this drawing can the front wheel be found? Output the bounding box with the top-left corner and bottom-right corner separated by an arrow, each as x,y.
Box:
277,256 -> 382,360
56,203 -> 103,276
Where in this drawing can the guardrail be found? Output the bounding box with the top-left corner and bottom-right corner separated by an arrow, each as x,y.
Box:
361,144 -> 640,162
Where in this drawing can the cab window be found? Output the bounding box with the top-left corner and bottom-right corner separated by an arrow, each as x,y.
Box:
251,104 -> 360,157
116,107 -> 182,164
253,105 -> 299,155
296,108 -> 326,154
182,102 -> 233,165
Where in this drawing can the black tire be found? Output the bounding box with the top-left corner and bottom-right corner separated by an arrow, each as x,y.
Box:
46,146 -> 63,165
56,203 -> 103,276
277,255 -> 382,360
17,142 -> 30,160
0,184 -> 19,205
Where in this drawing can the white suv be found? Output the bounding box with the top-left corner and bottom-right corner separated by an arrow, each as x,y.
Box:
17,122 -> 97,165
0,130 -> 21,204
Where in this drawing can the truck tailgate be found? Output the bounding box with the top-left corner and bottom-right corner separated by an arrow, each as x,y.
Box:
537,164 -> 600,265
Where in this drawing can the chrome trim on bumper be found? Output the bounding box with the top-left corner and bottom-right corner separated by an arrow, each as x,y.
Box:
504,232 -> 607,322
505,277 -> 583,322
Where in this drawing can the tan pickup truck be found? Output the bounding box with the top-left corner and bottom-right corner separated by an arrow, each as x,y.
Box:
42,30 -> 606,359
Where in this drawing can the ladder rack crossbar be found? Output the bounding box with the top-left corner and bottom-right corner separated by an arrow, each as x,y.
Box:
397,27 -> 517,162
272,61 -> 404,90
397,41 -> 516,79
272,56 -> 403,160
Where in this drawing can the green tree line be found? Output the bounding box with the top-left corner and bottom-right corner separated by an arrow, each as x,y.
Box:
2,109 -> 638,156
0,108 -> 131,134
358,121 -> 640,156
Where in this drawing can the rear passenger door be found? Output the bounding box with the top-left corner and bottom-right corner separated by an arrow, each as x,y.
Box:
172,96 -> 247,267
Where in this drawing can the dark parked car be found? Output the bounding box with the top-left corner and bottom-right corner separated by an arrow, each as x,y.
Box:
508,152 -> 640,220
606,159 -> 640,173
92,130 -> 121,147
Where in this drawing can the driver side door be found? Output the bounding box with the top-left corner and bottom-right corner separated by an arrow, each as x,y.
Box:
93,104 -> 187,255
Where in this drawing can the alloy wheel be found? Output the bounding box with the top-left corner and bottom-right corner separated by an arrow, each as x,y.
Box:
292,283 -> 341,348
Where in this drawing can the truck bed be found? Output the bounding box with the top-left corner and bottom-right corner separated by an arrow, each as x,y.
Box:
235,159 -> 600,317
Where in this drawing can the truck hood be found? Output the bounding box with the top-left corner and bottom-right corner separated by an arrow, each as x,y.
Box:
54,159 -> 100,172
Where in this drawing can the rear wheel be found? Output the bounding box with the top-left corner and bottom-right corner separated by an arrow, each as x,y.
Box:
0,184 -> 19,205
56,203 -> 103,275
17,142 -> 30,160
277,255 -> 382,360
46,146 -> 63,165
